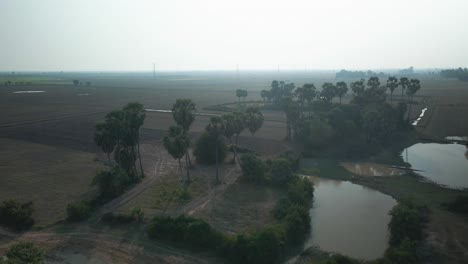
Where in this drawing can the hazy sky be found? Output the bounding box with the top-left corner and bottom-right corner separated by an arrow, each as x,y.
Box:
1,0 -> 467,71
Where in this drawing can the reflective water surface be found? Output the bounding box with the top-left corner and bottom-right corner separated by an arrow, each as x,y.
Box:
402,143 -> 468,189
304,176 -> 397,260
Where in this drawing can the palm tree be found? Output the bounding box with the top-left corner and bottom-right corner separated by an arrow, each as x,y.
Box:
236,89 -> 243,103
302,83 -> 316,116
367,77 -> 381,90
406,79 -> 421,123
321,82 -> 337,102
206,117 -> 225,182
399,77 -> 410,100
163,126 -> 189,182
232,111 -> 246,164
123,102 -> 146,176
222,113 -> 236,163
336,81 -> 348,104
172,99 -> 196,167
245,106 -> 264,135
386,77 -> 399,105
94,122 -> 116,163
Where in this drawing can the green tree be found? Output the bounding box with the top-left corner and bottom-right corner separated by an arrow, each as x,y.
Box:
92,167 -> 130,198
245,106 -> 264,135
406,79 -> 421,123
0,199 -> 34,231
399,77 -> 410,99
260,90 -> 269,104
386,76 -> 399,105
231,111 -> 246,164
206,117 -> 225,182
172,99 -> 196,169
240,154 -> 264,183
270,158 -> 294,185
321,82 -> 337,102
336,81 -> 348,104
123,102 -> 146,176
94,122 -> 116,163
164,126 -> 190,182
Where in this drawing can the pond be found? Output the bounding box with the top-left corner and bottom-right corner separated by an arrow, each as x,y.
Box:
303,176 -> 397,260
402,143 -> 468,189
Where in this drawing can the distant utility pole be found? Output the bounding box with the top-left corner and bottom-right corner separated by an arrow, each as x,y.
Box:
153,63 -> 156,78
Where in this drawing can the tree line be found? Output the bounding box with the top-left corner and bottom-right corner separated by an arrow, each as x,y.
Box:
440,67 -> 468,82
259,76 -> 420,158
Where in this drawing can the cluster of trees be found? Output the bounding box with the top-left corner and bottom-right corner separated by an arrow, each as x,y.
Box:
384,200 -> 429,263
147,154 -> 313,264
260,77 -> 420,156
72,80 -> 92,86
240,151 -> 299,185
440,68 -> 468,82
235,89 -> 248,103
163,99 -> 196,183
94,102 -> 146,179
336,69 -> 388,79
192,106 -> 264,182
0,199 -> 34,231
0,242 -> 44,264
3,80 -> 33,86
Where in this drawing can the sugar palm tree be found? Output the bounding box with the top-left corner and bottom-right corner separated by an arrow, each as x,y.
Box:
94,122 -> 116,163
164,126 -> 190,182
172,99 -> 196,167
386,77 -> 399,105
336,81 -> 348,104
123,102 -> 146,176
206,117 -> 225,182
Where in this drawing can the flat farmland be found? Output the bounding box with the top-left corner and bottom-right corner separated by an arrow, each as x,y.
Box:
0,138 -> 104,226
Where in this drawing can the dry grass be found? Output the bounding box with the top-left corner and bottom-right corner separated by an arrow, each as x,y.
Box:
192,183 -> 285,234
0,138 -> 104,226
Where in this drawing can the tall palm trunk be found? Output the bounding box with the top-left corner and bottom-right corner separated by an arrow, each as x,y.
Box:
234,134 -> 241,165
215,141 -> 219,182
390,92 -> 393,105
178,158 -> 184,182
185,153 -> 191,183
136,131 -> 143,176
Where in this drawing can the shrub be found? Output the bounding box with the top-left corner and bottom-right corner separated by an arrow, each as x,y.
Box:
147,215 -> 222,250
0,199 -> 34,231
446,195 -> 468,214
287,176 -> 314,206
269,158 -> 294,185
384,238 -> 419,264
240,154 -> 265,183
66,200 -> 92,221
279,151 -> 300,171
193,132 -> 227,165
272,198 -> 292,220
102,207 -> 144,224
92,167 -> 131,199
388,200 -> 429,246
4,242 -> 44,264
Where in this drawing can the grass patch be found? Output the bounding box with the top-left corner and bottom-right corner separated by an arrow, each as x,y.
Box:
119,172 -> 209,215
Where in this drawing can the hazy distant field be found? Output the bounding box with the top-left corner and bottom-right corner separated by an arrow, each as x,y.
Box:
1,71 -> 467,228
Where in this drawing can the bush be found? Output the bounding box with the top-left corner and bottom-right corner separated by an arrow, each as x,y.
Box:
287,176 -> 314,206
92,167 -> 131,199
66,200 -> 92,221
0,199 -> 34,231
193,132 -> 227,165
269,158 -> 294,185
388,200 -> 429,246
240,154 -> 265,183
147,215 -> 222,250
4,242 -> 44,264
102,207 -> 144,224
384,238 -> 419,264
279,151 -> 300,171
446,195 -> 468,214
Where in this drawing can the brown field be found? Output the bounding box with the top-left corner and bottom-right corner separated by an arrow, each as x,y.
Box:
0,138 -> 104,226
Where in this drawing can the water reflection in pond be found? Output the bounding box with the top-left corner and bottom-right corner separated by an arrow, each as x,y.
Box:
402,143 -> 468,189
304,176 -> 396,260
